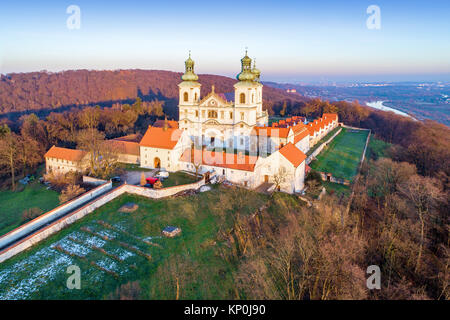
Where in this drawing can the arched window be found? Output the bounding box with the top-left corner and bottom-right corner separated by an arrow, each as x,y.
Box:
240,93 -> 246,104
194,93 -> 198,101
184,92 -> 189,102
208,110 -> 218,118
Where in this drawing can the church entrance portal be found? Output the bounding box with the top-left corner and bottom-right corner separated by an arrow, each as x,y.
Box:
154,157 -> 161,169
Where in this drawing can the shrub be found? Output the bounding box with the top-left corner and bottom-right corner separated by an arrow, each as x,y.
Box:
107,281 -> 141,300
22,207 -> 43,222
59,184 -> 85,203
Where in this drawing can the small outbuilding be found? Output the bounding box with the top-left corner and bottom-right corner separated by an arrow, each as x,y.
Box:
162,226 -> 181,238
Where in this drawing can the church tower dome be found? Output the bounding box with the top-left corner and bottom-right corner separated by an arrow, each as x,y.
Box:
251,59 -> 261,82
181,51 -> 199,82
237,50 -> 256,81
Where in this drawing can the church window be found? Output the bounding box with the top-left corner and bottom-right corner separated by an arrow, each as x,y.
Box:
240,138 -> 244,145
220,111 -> 224,119
184,92 -> 189,102
240,93 -> 246,104
252,94 -> 254,103
229,111 -> 233,119
240,112 -> 244,121
208,110 -> 218,118
202,110 -> 205,117
194,93 -> 198,101
195,110 -> 199,117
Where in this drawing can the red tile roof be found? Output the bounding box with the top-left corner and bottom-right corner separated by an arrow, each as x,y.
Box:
180,148 -> 257,172
104,140 -> 140,156
140,126 -> 183,149
279,143 -> 307,168
294,127 -> 309,144
112,133 -> 142,142
44,146 -> 87,162
152,119 -> 179,129
252,126 -> 291,139
323,113 -> 338,121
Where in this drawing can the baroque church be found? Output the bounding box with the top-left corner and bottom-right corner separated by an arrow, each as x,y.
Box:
178,51 -> 268,151
44,52 -> 339,194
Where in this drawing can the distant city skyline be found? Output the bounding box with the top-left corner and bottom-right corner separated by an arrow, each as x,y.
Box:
1,0 -> 449,82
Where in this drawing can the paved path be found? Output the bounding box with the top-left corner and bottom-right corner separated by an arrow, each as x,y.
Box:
254,182 -> 274,195
120,169 -> 158,185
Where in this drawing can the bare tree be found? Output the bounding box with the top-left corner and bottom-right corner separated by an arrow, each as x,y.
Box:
273,166 -> 288,192
398,174 -> 443,272
0,125 -> 20,190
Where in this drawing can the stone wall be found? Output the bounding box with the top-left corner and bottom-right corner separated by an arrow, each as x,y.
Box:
0,182 -> 112,252
306,128 -> 342,164
82,176 -> 108,186
0,178 -> 205,263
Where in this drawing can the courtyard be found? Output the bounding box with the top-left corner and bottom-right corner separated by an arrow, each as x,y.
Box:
310,128 -> 369,181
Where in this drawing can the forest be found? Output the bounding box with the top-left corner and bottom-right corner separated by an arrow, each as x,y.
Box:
0,70 -> 448,300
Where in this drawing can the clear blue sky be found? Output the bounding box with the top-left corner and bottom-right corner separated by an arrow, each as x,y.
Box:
0,0 -> 449,82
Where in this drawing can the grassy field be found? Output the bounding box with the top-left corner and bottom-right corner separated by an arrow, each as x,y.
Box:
306,126 -> 341,156
0,181 -> 60,236
161,171 -> 199,188
310,128 -> 369,181
0,185 -> 277,300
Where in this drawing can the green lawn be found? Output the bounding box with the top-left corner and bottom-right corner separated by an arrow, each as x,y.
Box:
0,181 -> 60,236
306,126 -> 341,156
120,163 -> 153,172
161,171 -> 199,188
310,128 -> 369,181
0,185 -> 278,300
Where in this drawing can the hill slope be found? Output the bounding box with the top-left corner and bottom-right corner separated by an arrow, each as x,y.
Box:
0,70 -> 306,118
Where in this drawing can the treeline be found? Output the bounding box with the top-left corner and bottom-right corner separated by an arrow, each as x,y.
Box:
0,70 -> 306,119
0,98 -> 164,189
271,97 -> 450,178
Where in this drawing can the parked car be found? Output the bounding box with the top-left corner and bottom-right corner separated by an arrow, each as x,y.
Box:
111,176 -> 121,182
144,183 -> 153,188
145,177 -> 160,185
156,169 -> 169,179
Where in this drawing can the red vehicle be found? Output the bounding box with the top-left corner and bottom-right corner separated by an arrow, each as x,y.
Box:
145,177 -> 159,185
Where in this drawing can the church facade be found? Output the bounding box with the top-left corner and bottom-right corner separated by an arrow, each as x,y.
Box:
44,52 -> 339,194
178,52 -> 268,151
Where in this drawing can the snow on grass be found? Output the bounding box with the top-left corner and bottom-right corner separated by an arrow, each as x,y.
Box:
0,249 -> 73,300
52,237 -> 91,257
83,235 -> 107,248
97,229 -> 119,240
96,257 -> 118,273
111,247 -> 134,261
